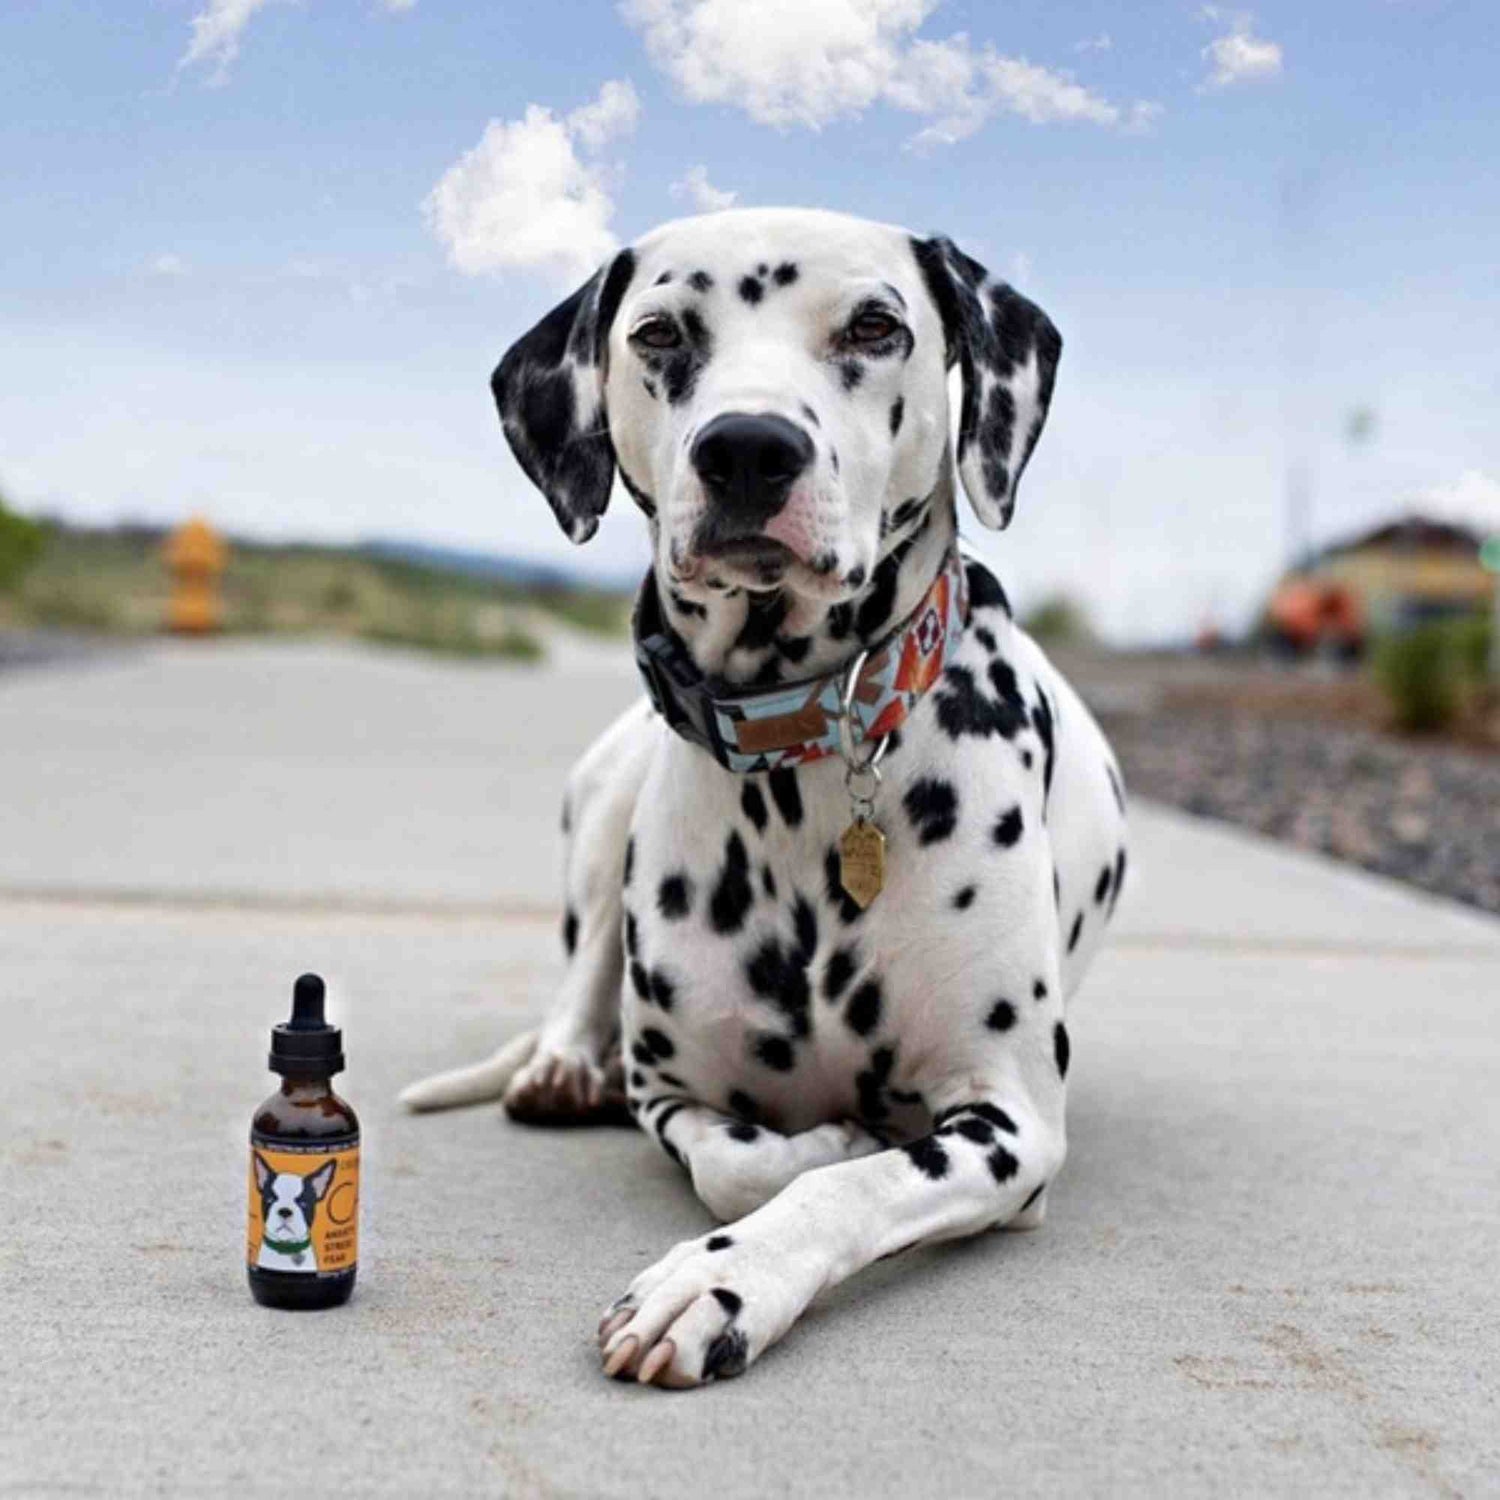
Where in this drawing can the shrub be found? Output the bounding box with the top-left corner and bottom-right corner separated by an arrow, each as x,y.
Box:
1022,594 -> 1092,646
0,494 -> 45,592
1372,624 -> 1461,733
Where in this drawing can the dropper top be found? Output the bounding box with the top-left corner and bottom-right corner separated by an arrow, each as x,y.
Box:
269,972 -> 345,1076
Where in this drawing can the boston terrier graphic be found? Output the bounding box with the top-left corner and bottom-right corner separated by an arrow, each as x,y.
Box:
253,1154 -> 337,1272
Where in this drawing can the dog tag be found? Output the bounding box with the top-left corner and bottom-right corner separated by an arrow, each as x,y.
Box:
839,818 -> 886,908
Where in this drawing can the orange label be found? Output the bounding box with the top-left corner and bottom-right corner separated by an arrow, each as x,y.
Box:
247,1134 -> 359,1276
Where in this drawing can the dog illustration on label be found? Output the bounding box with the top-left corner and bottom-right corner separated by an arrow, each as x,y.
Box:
253,1154 -> 337,1272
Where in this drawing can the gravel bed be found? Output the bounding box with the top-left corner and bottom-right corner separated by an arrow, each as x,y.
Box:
1097,706 -> 1500,917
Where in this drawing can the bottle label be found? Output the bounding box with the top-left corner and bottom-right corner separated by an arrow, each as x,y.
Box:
247,1132 -> 359,1276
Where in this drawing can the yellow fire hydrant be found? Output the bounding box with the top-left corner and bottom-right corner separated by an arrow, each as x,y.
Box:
164,516 -> 227,635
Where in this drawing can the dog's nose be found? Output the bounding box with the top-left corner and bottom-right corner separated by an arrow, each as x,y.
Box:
277,1207 -> 293,1220
690,413 -> 813,524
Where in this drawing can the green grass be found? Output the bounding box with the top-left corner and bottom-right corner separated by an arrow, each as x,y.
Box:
1371,613 -> 1492,734
0,523 -> 632,663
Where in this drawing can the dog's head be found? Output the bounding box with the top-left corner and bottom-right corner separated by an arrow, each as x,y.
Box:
253,1154 -> 336,1250
492,208 -> 1060,609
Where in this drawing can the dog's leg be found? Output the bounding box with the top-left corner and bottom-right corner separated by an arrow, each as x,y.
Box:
598,1089 -> 1064,1387
635,1100 -> 885,1223
400,700 -> 659,1119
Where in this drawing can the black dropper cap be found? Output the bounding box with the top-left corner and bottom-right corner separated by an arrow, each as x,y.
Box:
269,973 -> 345,1076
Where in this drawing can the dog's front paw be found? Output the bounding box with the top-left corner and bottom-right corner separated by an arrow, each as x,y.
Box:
596,1230 -> 810,1389
504,1046 -> 623,1124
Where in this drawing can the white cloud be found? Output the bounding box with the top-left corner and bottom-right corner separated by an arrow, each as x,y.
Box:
148,253 -> 190,277
1419,470 -> 1500,535
620,0 -> 1157,145
423,80 -> 640,282
177,0 -> 279,84
178,0 -> 416,84
670,164 -> 738,211
1199,10 -> 1283,90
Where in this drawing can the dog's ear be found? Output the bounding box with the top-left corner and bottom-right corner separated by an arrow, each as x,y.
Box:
910,236 -> 1061,529
490,249 -> 638,544
253,1152 -> 275,1192
304,1160 -> 337,1202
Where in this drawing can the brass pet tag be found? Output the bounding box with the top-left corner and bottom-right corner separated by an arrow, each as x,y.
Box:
839,817 -> 886,908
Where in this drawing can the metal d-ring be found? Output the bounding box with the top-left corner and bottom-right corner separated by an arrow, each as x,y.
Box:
836,648 -> 889,819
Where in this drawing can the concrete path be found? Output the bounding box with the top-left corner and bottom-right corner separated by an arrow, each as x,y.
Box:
2,641 -> 1497,1498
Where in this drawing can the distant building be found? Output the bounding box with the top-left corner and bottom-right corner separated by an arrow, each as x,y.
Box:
1265,514 -> 1494,655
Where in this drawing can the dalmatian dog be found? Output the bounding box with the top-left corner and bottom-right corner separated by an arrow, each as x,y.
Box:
402,208 -> 1128,1388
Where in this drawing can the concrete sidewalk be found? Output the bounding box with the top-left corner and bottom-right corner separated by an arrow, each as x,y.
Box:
2,641 -> 1497,1498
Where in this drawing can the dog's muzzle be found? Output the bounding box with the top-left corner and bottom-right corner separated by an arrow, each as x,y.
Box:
690,412 -> 814,560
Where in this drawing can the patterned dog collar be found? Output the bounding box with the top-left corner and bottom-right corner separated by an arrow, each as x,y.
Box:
634,547 -> 970,774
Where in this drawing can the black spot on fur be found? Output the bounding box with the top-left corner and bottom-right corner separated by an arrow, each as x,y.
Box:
888,397 -> 905,436
773,261 -> 799,286
703,1326 -> 749,1381
706,1233 -> 734,1251
954,1116 -> 994,1144
711,1287 -> 743,1316
709,831 -> 754,934
965,559 -> 1012,616
934,664 -> 1026,742
845,979 -> 883,1037
985,999 -> 1017,1032
1107,764 -> 1127,814
801,402 -> 821,428
735,592 -> 789,651
903,777 -> 958,845
1094,865 -> 1112,906
824,946 -> 857,1000
1032,686 -> 1056,808
768,767 -> 803,828
641,1027 -> 675,1060
903,1135 -> 950,1179
727,1089 -> 762,1122
953,884 -> 977,910
824,847 -> 865,924
987,1145 -> 1020,1183
839,359 -> 864,391
993,806 -> 1024,847
1054,1022 -> 1071,1078
741,781 -> 769,834
854,541 -> 908,639
659,873 -> 693,920
726,1122 -> 760,1143
562,908 -> 579,955
629,961 -> 650,1000
935,1101 -> 1019,1135
657,1070 -> 686,1088
761,865 -> 777,899
1033,979 -> 1048,1002
778,634 -> 812,665
630,1041 -> 653,1067
738,275 -> 764,305
623,909 -> 639,959
974,626 -> 997,652
856,1044 -> 896,1122
688,270 -> 714,292
744,935 -> 811,1037
648,969 -> 677,1010
623,837 -> 635,886
1110,848 -> 1128,914
1067,912 -> 1083,952
753,1033 -> 796,1071
792,894 -> 818,962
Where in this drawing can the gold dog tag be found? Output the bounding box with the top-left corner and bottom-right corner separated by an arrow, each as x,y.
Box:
839,818 -> 886,908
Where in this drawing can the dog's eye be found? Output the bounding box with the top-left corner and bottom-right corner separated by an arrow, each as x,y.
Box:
847,310 -> 900,344
630,316 -> 682,351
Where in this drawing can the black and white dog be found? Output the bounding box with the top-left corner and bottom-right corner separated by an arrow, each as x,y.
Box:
253,1154 -> 336,1272
404,209 -> 1128,1388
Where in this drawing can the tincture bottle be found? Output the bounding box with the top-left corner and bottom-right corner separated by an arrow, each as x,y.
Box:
246,973 -> 360,1309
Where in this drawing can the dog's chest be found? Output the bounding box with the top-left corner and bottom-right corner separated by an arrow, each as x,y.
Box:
622,642 -> 1051,1136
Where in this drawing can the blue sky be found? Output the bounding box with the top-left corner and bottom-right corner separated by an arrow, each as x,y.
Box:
2,0 -> 1496,641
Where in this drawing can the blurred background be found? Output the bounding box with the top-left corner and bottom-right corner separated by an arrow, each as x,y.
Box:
2,0 -> 1496,912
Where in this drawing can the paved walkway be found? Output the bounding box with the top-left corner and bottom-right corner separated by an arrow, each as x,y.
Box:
2,641 -> 1497,1498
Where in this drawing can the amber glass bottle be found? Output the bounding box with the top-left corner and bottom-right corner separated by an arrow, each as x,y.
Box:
247,974 -> 360,1310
